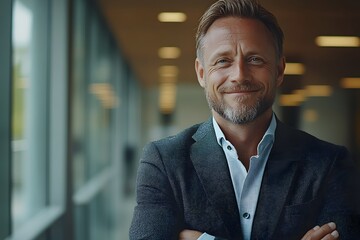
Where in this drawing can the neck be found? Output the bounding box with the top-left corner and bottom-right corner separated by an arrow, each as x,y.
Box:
213,109 -> 273,169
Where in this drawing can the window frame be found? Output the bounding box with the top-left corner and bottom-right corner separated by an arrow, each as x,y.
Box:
0,0 -> 13,237
5,0 -> 70,239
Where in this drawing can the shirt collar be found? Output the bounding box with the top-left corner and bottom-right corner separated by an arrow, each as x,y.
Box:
212,113 -> 277,152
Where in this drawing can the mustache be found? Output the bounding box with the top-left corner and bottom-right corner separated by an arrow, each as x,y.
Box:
218,82 -> 262,93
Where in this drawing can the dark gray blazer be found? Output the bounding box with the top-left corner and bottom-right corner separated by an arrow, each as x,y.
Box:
129,118 -> 360,240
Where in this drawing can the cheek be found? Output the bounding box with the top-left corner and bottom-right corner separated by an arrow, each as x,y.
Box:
207,69 -> 228,87
204,77 -> 222,99
255,69 -> 278,88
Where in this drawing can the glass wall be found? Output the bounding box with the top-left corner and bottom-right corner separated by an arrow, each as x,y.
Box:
6,0 -> 69,239
1,0 -> 143,239
11,0 -> 49,229
70,0 -> 142,239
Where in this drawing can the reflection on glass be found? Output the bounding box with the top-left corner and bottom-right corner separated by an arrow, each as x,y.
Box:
11,0 -> 48,229
71,0 -> 87,192
71,0 -> 114,192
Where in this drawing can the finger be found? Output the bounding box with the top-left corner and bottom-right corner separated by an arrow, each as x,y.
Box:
179,229 -> 203,240
307,222 -> 337,240
179,229 -> 190,239
321,230 -> 339,240
179,229 -> 191,239
301,225 -> 320,240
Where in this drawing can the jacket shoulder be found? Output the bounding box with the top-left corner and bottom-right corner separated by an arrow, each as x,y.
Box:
151,123 -> 201,151
276,120 -> 348,158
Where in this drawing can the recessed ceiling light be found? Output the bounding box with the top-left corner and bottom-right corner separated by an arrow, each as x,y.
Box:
340,77 -> 360,89
158,12 -> 187,22
159,82 -> 177,114
284,63 -> 306,75
158,65 -> 179,77
279,93 -> 305,106
158,47 -> 181,59
315,36 -> 360,47
279,84 -> 333,107
89,83 -> 119,109
305,85 -> 333,97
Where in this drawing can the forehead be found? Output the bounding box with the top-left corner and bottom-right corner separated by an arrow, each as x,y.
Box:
202,17 -> 276,56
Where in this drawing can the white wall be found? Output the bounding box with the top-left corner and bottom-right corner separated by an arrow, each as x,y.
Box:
299,88 -> 350,147
142,83 -> 351,149
142,83 -> 210,145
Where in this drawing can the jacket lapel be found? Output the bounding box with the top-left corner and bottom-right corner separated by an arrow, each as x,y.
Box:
191,119 -> 243,239
251,120 -> 302,240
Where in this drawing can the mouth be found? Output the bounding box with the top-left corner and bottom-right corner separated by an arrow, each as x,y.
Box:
218,81 -> 263,100
223,88 -> 260,96
221,84 -> 261,95
225,89 -> 259,94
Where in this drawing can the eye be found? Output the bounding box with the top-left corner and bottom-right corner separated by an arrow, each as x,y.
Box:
248,56 -> 264,65
215,58 -> 230,65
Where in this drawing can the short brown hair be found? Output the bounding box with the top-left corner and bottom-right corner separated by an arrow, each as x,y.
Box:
196,0 -> 284,60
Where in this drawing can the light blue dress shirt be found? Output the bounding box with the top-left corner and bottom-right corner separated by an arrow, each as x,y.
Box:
198,114 -> 276,240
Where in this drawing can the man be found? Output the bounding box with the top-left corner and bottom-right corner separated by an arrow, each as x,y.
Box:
129,0 -> 360,239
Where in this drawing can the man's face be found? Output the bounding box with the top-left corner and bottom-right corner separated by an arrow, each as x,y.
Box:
195,17 -> 285,124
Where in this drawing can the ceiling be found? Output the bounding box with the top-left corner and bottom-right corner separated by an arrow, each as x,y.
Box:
98,0 -> 360,93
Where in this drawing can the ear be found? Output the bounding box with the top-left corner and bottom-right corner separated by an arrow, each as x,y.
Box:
195,58 -> 206,88
276,56 -> 286,87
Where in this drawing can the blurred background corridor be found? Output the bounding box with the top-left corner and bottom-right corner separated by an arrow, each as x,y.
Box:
0,0 -> 359,239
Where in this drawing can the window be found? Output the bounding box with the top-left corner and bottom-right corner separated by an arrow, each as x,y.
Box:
11,0 -> 49,229
1,0 -> 141,239
8,0 -> 68,239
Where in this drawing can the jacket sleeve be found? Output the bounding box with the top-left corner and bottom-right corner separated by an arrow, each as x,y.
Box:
316,147 -> 360,239
129,142 -> 182,240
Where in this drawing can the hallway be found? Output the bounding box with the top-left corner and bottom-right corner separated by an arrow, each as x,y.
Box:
1,0 -> 359,239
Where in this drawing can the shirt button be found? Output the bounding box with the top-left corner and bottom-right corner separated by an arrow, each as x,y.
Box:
227,145 -> 232,150
243,212 -> 251,219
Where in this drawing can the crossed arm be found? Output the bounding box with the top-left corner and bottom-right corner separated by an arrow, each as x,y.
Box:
179,222 -> 339,240
130,143 -> 359,240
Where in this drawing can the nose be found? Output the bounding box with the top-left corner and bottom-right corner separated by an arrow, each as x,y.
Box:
230,59 -> 250,83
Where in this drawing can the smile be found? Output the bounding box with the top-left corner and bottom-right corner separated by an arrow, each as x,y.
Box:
224,89 -> 260,95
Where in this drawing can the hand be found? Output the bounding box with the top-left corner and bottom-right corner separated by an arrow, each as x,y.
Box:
301,222 -> 339,240
179,229 -> 203,240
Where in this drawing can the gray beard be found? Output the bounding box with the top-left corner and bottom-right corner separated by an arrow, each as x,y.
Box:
205,90 -> 272,125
